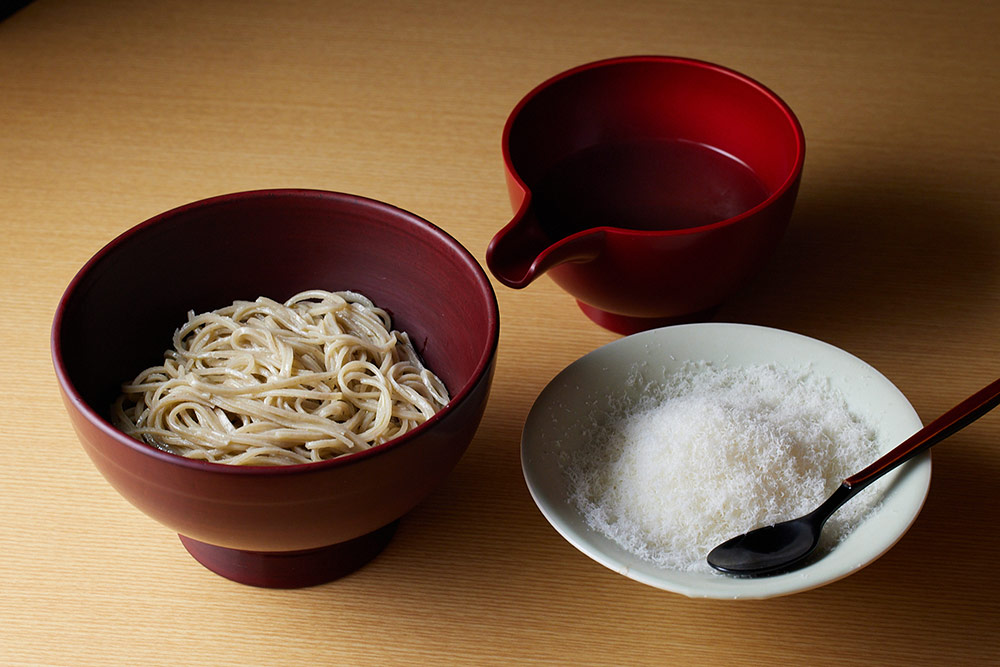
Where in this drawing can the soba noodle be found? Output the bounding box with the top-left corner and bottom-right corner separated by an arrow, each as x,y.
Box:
111,290 -> 450,465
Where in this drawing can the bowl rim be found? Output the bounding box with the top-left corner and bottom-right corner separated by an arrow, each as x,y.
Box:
51,188 -> 500,475
500,55 -> 806,245
520,322 -> 931,599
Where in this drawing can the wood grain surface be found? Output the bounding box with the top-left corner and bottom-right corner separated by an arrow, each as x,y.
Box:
2,0 -> 998,664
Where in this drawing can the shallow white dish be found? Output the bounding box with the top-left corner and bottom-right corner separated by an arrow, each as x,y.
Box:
521,323 -> 930,599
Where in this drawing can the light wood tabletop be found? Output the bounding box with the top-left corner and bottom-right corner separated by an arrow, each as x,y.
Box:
3,0 -> 998,664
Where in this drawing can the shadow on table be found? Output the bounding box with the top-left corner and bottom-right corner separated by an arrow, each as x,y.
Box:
1,1 -> 33,22
715,170 -> 999,337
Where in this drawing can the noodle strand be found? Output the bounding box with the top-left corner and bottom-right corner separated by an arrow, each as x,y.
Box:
111,290 -> 449,465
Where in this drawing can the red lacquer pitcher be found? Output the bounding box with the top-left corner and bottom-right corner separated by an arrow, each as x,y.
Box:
486,56 -> 805,334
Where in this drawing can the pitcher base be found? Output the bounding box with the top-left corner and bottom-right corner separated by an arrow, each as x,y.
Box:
577,301 -> 718,335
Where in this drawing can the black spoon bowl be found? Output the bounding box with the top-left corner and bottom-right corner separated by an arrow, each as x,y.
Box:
708,377 -> 1000,577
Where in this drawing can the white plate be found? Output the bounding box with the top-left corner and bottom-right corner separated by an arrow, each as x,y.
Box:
521,323 -> 930,599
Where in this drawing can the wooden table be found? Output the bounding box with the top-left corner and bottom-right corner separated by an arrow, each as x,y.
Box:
3,1 -> 998,664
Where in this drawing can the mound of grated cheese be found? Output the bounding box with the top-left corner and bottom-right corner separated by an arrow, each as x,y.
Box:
566,362 -> 884,573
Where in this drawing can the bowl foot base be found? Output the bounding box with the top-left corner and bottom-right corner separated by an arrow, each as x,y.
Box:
576,301 -> 718,335
178,521 -> 398,588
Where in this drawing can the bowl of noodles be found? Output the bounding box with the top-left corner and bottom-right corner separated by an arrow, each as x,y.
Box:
52,189 -> 500,588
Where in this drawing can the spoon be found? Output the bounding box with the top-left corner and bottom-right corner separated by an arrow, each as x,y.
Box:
707,376 -> 1000,577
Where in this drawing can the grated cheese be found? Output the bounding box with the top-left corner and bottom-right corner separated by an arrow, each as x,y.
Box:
566,362 -> 884,573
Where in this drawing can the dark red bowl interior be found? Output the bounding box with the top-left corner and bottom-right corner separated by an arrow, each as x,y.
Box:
505,56 -> 803,198
52,190 -> 499,555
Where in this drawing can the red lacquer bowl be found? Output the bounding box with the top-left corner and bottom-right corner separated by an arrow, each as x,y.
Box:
487,56 -> 805,334
52,190 -> 499,588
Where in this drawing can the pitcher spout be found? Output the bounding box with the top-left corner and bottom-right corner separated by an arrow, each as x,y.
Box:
486,204 -> 604,289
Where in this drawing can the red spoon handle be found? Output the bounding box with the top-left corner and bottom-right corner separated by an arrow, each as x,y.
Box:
844,377 -> 1000,491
